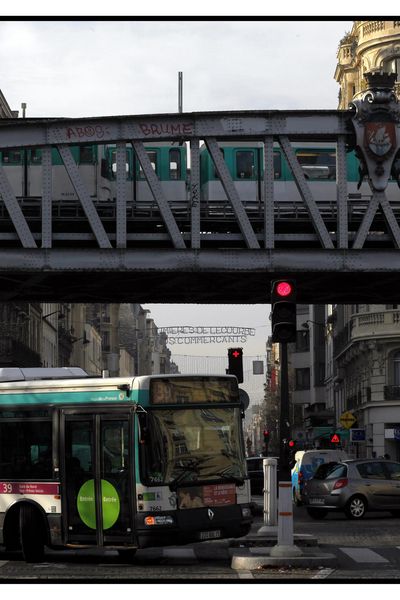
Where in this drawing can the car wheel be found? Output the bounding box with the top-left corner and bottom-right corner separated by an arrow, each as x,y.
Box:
345,495 -> 367,519
306,507 -> 328,520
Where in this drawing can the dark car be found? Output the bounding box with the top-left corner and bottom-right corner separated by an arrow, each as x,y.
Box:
246,457 -> 264,495
303,459 -> 400,519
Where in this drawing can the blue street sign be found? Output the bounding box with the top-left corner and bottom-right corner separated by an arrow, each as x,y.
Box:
350,428 -> 366,442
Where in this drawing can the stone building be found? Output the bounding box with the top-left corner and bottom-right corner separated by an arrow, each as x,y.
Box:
330,21 -> 400,459
335,20 -> 400,109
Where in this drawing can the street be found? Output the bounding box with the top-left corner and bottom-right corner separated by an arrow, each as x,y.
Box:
1,500 -> 400,581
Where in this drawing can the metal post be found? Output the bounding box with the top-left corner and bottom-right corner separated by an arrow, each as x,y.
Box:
178,72 -> 183,113
21,103 -> 28,198
270,341 -> 301,557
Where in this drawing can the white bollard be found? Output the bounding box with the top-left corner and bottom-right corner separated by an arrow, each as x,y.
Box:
263,458 -> 277,526
269,479 -> 302,557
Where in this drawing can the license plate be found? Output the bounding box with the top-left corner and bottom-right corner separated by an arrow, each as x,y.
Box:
309,498 -> 325,505
199,529 -> 221,541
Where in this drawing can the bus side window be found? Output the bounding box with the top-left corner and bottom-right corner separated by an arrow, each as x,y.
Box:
0,420 -> 52,479
169,148 -> 181,180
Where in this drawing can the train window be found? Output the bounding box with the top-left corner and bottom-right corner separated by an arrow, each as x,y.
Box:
2,150 -> 22,165
236,151 -> 255,179
169,149 -> 181,180
111,150 -> 130,174
273,152 -> 281,178
296,150 -> 336,180
30,148 -> 42,164
213,148 -> 225,178
139,151 -> 158,179
79,145 -> 95,164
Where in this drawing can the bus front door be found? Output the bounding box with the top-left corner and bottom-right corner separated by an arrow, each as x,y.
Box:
61,410 -> 136,548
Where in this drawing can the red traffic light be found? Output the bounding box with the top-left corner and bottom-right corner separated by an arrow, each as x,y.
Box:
232,349 -> 242,359
330,433 -> 341,444
263,429 -> 270,437
276,281 -> 293,297
288,440 -> 296,448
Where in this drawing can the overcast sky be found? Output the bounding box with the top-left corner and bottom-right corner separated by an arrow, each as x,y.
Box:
0,20 -> 352,118
0,17 -> 354,406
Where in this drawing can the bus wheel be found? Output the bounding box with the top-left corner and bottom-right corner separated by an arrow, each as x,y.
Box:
19,504 -> 45,563
117,548 -> 137,562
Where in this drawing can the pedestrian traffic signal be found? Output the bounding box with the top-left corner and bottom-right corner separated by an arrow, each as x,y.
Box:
271,279 -> 297,343
263,429 -> 270,441
330,433 -> 341,444
227,347 -> 243,383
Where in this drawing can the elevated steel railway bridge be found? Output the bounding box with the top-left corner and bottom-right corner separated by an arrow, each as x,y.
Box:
0,71 -> 399,304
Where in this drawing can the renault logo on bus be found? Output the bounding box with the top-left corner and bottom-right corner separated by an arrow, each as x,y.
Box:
208,508 -> 214,520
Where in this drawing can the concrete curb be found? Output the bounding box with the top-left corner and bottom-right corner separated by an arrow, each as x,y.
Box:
230,533 -> 319,547
230,546 -> 338,570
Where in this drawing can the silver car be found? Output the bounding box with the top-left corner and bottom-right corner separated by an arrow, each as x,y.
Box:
303,459 -> 400,519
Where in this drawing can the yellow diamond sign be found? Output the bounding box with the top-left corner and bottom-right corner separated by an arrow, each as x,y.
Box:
339,411 -> 357,429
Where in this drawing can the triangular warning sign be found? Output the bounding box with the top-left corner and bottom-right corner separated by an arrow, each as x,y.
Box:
330,433 -> 340,444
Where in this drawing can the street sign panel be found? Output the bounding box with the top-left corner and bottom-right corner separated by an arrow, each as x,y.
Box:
339,411 -> 357,429
350,428 -> 366,442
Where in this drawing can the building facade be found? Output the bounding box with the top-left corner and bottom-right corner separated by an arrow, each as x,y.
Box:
335,20 -> 400,109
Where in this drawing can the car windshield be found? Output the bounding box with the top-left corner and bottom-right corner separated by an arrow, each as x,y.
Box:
314,463 -> 346,480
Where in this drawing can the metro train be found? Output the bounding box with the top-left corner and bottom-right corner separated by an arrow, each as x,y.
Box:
0,141 -> 399,210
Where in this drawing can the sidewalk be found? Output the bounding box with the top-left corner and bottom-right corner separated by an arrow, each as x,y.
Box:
228,496 -> 338,570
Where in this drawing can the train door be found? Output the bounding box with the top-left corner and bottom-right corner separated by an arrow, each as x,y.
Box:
60,408 -> 136,547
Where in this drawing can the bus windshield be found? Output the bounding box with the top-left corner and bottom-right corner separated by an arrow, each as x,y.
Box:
140,406 -> 246,487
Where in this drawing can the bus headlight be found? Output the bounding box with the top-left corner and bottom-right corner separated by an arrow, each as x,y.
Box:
241,506 -> 252,518
144,515 -> 174,526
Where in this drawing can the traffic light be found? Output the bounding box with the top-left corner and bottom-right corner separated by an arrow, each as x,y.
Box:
227,347 -> 243,383
271,279 -> 297,343
263,429 -> 270,457
284,439 -> 297,469
330,433 -> 341,445
288,439 -> 297,469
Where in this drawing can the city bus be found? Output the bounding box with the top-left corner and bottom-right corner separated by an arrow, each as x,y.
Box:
0,368 -> 252,562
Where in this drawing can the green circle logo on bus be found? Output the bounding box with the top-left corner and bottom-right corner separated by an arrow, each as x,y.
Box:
77,479 -> 120,530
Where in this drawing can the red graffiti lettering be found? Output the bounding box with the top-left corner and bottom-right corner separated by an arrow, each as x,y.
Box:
139,121 -> 194,137
64,124 -> 109,140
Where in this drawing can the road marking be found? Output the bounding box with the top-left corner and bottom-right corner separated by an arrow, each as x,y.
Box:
0,561 -> 7,568
238,570 -> 254,579
312,568 -> 334,579
339,547 -> 389,563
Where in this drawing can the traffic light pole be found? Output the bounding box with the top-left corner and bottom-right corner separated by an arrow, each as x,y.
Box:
270,341 -> 301,557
